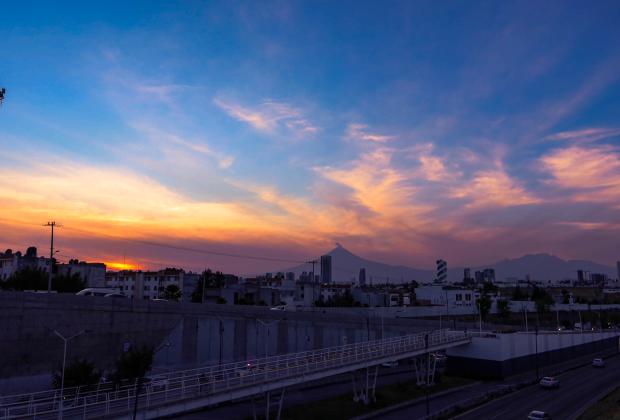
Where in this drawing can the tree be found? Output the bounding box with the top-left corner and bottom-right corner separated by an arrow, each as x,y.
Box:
531,286 -> 554,315
482,282 -> 499,295
1,269 -> 85,293
110,346 -> 153,384
476,294 -> 492,320
497,299 -> 511,320
191,269 -> 214,303
163,284 -> 181,301
1,267 -> 47,291
512,286 -> 528,301
53,273 -> 86,293
52,358 -> 100,389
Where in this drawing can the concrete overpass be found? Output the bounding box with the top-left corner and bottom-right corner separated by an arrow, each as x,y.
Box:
0,329 -> 471,419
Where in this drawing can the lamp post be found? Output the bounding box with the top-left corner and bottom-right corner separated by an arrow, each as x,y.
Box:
424,333 -> 430,416
54,329 -> 88,420
534,325 -> 539,380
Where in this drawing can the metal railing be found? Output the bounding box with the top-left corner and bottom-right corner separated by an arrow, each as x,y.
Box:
1,329 -> 470,419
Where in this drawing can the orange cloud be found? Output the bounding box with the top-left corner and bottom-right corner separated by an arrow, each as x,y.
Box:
450,169 -> 540,208
540,145 -> 620,202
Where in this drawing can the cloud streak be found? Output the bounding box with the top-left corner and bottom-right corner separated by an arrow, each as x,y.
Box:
345,123 -> 395,143
214,97 -> 318,137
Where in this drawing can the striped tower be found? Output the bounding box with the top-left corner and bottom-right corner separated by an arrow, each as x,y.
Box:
436,259 -> 447,284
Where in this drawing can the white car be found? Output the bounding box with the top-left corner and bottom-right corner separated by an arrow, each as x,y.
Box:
381,361 -> 398,368
528,411 -> 551,420
539,376 -> 559,389
592,358 -> 605,367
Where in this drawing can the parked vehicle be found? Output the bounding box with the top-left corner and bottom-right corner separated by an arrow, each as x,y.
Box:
76,288 -> 124,297
539,376 -> 559,389
528,410 -> 551,420
592,358 -> 605,367
103,292 -> 127,298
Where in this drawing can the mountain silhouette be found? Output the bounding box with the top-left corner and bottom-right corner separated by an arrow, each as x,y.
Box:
282,245 -> 617,283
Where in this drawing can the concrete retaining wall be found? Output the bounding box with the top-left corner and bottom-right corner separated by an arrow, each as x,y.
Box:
446,331 -> 620,379
0,292 -> 439,392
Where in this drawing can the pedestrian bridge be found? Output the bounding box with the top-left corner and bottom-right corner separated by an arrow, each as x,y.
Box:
1,329 -> 471,420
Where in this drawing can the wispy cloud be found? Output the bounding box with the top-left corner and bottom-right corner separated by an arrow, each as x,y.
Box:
545,127 -> 620,143
540,145 -> 620,203
132,123 -> 235,169
214,97 -> 318,137
345,123 -> 395,143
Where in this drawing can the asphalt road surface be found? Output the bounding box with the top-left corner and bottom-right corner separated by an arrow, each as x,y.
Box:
453,356 -> 620,420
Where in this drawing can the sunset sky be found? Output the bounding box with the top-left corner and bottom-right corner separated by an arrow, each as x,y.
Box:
1,1 -> 620,274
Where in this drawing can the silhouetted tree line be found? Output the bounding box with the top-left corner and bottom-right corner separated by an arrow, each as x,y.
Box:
315,289 -> 361,307
52,346 -> 154,391
0,267 -> 86,293
191,269 -> 228,303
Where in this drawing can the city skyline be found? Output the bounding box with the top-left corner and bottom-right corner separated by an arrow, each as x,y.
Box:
2,1 -> 620,273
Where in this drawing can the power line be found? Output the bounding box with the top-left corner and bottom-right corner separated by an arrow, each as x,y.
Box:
59,225 -> 311,265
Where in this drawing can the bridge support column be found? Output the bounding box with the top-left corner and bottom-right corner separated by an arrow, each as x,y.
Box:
413,354 -> 437,386
350,366 -> 379,405
251,388 -> 286,420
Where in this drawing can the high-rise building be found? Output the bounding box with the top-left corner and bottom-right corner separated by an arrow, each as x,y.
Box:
359,268 -> 366,287
482,268 -> 496,283
436,259 -> 447,284
577,270 -> 586,283
463,268 -> 471,281
474,271 -> 483,284
320,255 -> 332,284
285,272 -> 295,282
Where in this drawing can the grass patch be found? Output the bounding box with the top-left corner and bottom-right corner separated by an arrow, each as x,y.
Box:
277,374 -> 472,420
579,386 -> 620,420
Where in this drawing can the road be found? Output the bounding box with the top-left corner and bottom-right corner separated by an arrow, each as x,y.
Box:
452,356 -> 620,420
174,350 -> 620,420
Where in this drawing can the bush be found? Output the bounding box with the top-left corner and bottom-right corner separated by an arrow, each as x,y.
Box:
52,358 -> 100,389
110,346 -> 153,383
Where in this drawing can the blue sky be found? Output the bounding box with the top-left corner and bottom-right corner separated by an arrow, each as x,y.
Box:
1,1 -> 620,273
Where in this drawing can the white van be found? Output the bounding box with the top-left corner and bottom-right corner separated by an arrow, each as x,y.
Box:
76,288 -> 125,297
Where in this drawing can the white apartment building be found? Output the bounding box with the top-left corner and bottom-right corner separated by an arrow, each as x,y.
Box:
415,285 -> 480,307
105,269 -> 185,300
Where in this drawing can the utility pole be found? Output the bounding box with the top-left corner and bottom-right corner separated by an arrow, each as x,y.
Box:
307,259 -> 317,305
44,221 -> 60,292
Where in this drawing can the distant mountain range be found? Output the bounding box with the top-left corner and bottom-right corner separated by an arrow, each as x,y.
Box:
282,244 -> 618,283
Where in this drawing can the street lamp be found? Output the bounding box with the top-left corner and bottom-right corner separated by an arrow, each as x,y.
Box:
54,329 -> 89,420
